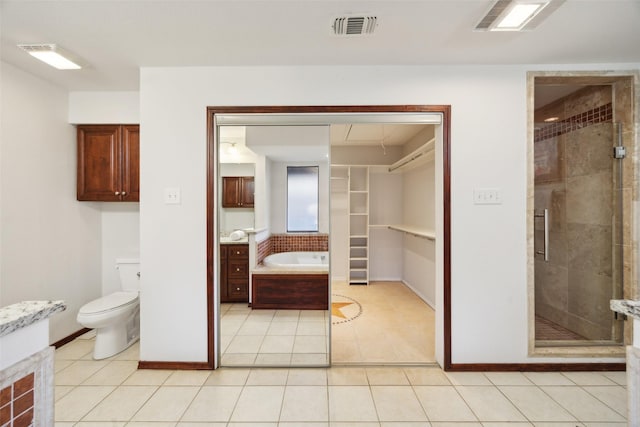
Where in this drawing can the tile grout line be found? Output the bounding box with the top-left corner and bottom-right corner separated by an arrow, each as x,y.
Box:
580,383 -> 629,418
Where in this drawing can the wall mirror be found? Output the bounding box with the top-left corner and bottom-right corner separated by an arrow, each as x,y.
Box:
215,111 -> 444,368
218,124 -> 331,367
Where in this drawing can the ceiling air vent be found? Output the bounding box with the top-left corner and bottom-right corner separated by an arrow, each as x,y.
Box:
333,16 -> 377,35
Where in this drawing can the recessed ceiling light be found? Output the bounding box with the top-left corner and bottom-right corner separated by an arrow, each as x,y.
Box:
492,1 -> 550,31
17,44 -> 82,70
475,0 -> 561,31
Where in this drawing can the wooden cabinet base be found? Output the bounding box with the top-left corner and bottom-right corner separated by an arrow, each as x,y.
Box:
252,274 -> 329,310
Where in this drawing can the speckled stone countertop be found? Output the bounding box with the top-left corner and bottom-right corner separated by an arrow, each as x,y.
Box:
0,301 -> 66,337
610,299 -> 640,320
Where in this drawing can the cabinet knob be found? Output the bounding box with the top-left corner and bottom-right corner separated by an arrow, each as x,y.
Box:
236,287 -> 240,291
236,268 -> 240,272
236,251 -> 240,255
115,191 -> 120,195
121,191 -> 127,196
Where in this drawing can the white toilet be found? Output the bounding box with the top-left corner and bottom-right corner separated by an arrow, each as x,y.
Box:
77,258 -> 140,360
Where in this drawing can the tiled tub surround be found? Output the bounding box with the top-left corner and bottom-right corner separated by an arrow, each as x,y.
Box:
0,300 -> 65,426
0,348 -> 54,427
534,86 -> 623,341
611,299 -> 640,425
256,234 -> 329,266
1,372 -> 34,427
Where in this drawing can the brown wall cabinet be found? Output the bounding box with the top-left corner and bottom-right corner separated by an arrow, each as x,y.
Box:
222,176 -> 254,208
220,244 -> 249,303
77,124 -> 140,201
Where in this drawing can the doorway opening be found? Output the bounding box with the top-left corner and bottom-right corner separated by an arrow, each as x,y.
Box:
330,123 -> 438,364
206,106 -> 452,369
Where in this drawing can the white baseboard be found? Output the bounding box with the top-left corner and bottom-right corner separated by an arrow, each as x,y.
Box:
402,279 -> 435,310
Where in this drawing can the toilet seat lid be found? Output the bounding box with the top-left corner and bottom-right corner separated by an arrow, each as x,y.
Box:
79,291 -> 138,314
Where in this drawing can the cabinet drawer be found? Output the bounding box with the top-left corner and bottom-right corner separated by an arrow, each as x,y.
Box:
227,279 -> 248,300
228,245 -> 248,259
228,260 -> 248,278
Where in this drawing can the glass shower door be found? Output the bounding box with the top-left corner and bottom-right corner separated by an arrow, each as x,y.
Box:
534,120 -> 625,346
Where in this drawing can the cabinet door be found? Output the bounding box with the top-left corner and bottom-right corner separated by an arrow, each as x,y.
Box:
228,244 -> 249,259
77,125 -> 121,201
222,177 -> 241,207
241,177 -> 255,207
227,279 -> 248,301
228,259 -> 249,279
121,125 -> 140,201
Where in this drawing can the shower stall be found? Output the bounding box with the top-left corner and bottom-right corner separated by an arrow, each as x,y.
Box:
533,84 -> 629,347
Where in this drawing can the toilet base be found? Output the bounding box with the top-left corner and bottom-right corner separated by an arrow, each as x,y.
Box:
92,308 -> 139,360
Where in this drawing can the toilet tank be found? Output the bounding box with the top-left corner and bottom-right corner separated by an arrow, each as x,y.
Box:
116,258 -> 140,291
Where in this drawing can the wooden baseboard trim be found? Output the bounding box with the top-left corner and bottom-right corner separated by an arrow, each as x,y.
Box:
52,328 -> 92,349
447,363 -> 626,372
138,361 -> 213,370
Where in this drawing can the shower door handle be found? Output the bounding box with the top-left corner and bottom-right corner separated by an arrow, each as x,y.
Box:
534,209 -> 549,261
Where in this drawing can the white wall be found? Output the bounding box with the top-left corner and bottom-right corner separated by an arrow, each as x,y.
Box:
1,62 -> 103,343
101,204 -> 140,295
401,156 -> 436,306
369,170 -> 403,281
139,64 -> 636,364
69,91 -> 139,124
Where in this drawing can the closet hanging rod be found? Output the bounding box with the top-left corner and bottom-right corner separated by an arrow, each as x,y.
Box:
388,151 -> 425,173
387,225 -> 435,241
388,137 -> 435,173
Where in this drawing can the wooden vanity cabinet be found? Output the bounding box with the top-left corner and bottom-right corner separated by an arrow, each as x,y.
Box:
220,244 -> 249,302
222,177 -> 254,208
77,124 -> 139,201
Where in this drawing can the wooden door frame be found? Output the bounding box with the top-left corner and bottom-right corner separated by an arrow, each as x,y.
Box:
206,105 -> 453,369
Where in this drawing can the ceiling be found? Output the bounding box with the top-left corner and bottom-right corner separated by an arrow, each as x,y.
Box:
1,0 -> 639,92
330,124 -> 428,146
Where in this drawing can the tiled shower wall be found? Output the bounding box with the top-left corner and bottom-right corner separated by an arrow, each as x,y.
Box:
533,85 -> 626,340
256,234 -> 329,265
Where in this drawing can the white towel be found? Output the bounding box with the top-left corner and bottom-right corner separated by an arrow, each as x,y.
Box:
229,230 -> 246,241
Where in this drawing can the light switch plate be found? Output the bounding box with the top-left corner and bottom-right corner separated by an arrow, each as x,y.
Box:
165,187 -> 181,204
473,188 -> 502,205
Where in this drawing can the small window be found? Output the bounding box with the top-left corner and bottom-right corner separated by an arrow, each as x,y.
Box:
287,166 -> 319,232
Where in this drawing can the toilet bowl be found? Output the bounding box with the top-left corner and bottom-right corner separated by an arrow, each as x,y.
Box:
77,258 -> 140,360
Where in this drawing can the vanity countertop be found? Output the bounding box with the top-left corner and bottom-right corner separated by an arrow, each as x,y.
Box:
0,300 -> 66,337
610,299 -> 640,320
220,237 -> 248,244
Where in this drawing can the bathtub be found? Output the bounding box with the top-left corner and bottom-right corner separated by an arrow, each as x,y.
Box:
254,251 -> 329,310
263,251 -> 328,270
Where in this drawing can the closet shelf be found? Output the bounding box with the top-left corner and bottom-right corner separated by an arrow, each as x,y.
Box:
387,225 -> 435,241
388,137 -> 435,173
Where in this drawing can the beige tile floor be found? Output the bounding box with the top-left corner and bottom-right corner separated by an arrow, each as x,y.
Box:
331,281 -> 435,364
219,303 -> 329,366
55,333 -> 628,426
219,280 -> 434,366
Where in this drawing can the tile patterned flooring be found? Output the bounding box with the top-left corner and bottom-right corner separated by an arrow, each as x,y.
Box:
54,333 -> 628,426
220,281 -> 435,366
220,303 -> 329,366
331,281 -> 435,364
